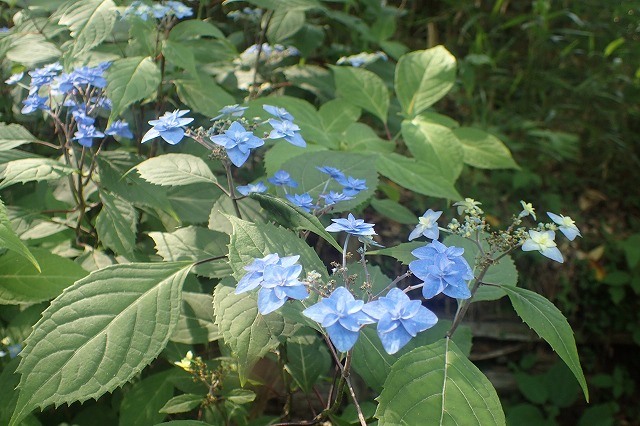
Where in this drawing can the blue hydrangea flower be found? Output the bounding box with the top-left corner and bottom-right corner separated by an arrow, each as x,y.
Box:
72,107 -> 95,126
408,209 -> 442,241
316,166 -> 345,181
325,213 -> 376,236
321,191 -> 354,206
28,62 -> 62,89
522,230 -> 564,263
362,288 -> 438,354
268,170 -> 298,188
210,121 -> 265,167
303,287 -> 375,352
547,212 -> 581,241
21,94 -> 49,114
286,193 -> 317,213
105,120 -> 134,139
5,72 -> 23,85
268,119 -> 306,147
336,175 -> 367,196
236,254 -> 308,315
74,124 -> 105,147
166,1 -> 193,18
142,109 -> 194,145
409,240 -> 474,299
212,104 -> 248,120
237,181 -> 268,196
263,104 -> 294,121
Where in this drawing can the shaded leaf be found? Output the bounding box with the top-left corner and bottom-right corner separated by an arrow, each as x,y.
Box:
170,292 -> 220,344
453,127 -> 519,170
134,153 -> 218,187
331,65 -> 389,124
0,198 -> 39,271
106,56 -> 161,122
58,0 -> 117,55
96,191 -> 138,258
0,123 -> 44,151
119,371 -> 173,426
0,158 -> 74,189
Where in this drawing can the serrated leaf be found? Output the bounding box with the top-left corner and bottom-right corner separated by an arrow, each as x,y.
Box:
5,35 -> 61,66
149,226 -> 231,278
266,9 -> 305,43
159,394 -> 203,414
0,123 -> 44,151
209,197 -> 266,234
9,262 -> 192,426
170,292 -> 220,344
213,281 -> 298,384
106,56 -> 161,122
376,153 -> 461,200
249,193 -> 341,252
453,127 -> 519,170
285,334 -> 331,393
134,153 -> 218,187
331,65 -> 389,124
375,338 -> 505,425
58,0 -> 117,55
395,45 -> 456,117
174,74 -> 235,117
500,285 -> 588,401
0,198 -> 39,271
0,158 -> 75,189
96,191 -> 138,258
0,248 -> 87,304
119,371 -> 173,426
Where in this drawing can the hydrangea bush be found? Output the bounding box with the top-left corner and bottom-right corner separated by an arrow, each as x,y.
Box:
0,1 -> 588,425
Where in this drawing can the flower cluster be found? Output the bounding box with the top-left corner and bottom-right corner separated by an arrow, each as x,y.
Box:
337,51 -> 388,67
0,337 -> 22,359
122,1 -> 193,21
241,43 -> 300,60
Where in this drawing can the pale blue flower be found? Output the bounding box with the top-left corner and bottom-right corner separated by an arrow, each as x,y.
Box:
72,107 -> 95,126
237,181 -> 268,196
268,119 -> 306,147
105,120 -> 134,139
547,212 -> 581,241
142,109 -> 193,145
522,230 -> 564,263
409,209 -> 442,241
212,104 -> 248,120
321,191 -> 353,206
210,121 -> 265,167
303,287 -> 375,352
336,175 -> 367,196
325,213 -> 376,236
8,343 -> 21,358
263,104 -> 294,121
362,288 -> 438,354
286,193 -> 317,213
409,240 -> 474,299
268,170 -> 298,188
21,94 -> 49,114
28,62 -> 62,89
166,1 -> 193,18
74,124 -> 105,147
316,166 -> 345,181
5,72 -> 23,85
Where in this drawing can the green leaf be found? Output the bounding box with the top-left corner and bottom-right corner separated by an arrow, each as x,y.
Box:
376,153 -> 461,200
376,338 -> 505,425
119,371 -> 173,426
395,45 -> 457,117
134,153 -> 218,187
285,334 -> 331,393
159,394 -> 203,414
171,292 -> 220,344
58,0 -> 117,55
370,198 -> 417,225
96,191 -> 138,258
266,9 -> 305,43
167,183 -> 222,224
0,198 -> 39,271
453,127 -> 519,170
0,158 -> 74,189
319,99 -> 361,133
213,280 -> 298,384
106,56 -> 161,122
163,40 -> 198,76
168,20 -> 224,41
208,197 -> 266,235
341,122 -> 394,153
5,35 -> 61,67
368,241 -> 425,265
264,142 -> 326,177
224,388 -> 256,404
9,262 -> 192,426
0,123 -> 44,151
174,74 -> 235,117
0,248 -> 88,304
500,285 -> 589,401
331,65 -> 389,124
402,117 -> 464,182
149,226 -> 231,279
249,192 -> 342,252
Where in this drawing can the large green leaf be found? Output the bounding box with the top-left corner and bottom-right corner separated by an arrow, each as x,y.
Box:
208,196 -> 266,235
285,334 -> 331,393
58,0 -> 117,55
453,127 -> 519,170
119,371 -> 173,426
0,158 -> 74,189
376,338 -> 505,425
402,117 -> 464,182
331,65 -> 389,124
266,9 -> 305,43
174,74 -> 235,118
0,198 -> 39,271
168,20 -> 225,41
96,191 -> 138,258
106,56 -> 161,122
500,285 -> 588,401
10,262 -> 192,426
249,193 -> 341,252
0,248 -> 87,304
5,35 -> 61,66
163,40 -> 198,76
0,123 -> 44,151
134,153 -> 218,187
213,280 -> 298,384
368,241 -> 428,265
318,99 -> 361,134
370,198 -> 417,225
170,292 -> 220,344
377,153 -> 461,200
395,45 -> 456,118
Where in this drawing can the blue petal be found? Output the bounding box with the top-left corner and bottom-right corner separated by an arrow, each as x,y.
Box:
258,287 -> 286,314
326,323 -> 360,352
378,326 -> 412,355
160,127 -> 185,145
